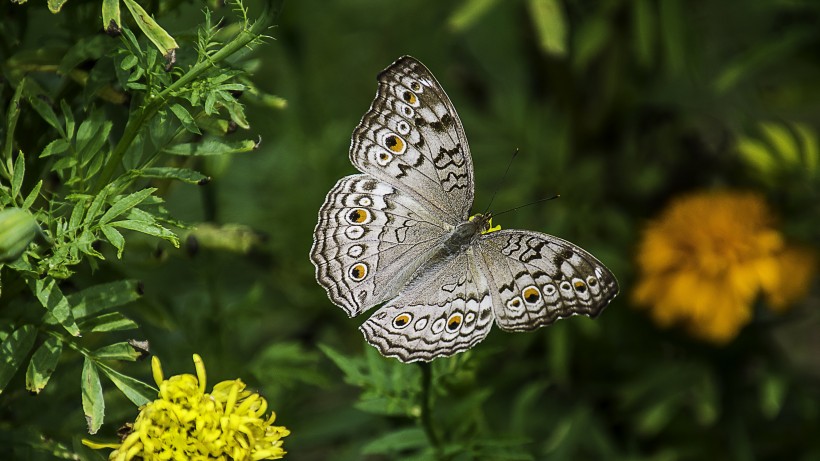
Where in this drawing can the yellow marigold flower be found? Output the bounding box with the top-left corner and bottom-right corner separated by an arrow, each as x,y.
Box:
83,354 -> 289,460
633,190 -> 816,343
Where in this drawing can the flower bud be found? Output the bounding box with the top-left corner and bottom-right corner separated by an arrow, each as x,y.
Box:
0,208 -> 39,262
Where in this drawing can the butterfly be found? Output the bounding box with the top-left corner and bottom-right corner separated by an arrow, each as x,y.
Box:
310,56 -> 618,362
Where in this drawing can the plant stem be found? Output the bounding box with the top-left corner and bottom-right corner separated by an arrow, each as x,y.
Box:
92,14 -> 270,193
419,361 -> 441,451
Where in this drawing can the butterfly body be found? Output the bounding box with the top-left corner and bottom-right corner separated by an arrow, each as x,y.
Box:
311,56 -> 618,362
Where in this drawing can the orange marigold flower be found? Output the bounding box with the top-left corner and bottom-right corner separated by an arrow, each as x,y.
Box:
633,190 -> 816,343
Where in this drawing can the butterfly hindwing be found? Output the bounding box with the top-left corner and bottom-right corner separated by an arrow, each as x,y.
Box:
310,174 -> 450,317
350,56 -> 474,225
360,250 -> 494,362
476,230 -> 619,331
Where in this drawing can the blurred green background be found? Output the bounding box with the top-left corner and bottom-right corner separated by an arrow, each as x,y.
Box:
3,0 -> 820,459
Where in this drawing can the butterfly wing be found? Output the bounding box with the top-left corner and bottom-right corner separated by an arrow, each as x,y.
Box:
360,250 -> 494,362
350,56 -> 474,225
475,230 -> 619,331
310,174 -> 450,317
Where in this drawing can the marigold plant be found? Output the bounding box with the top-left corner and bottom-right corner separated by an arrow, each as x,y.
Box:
84,354 -> 289,461
633,190 -> 816,343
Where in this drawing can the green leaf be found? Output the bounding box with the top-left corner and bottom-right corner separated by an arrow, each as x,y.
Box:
48,0 -> 69,13
0,325 -> 38,394
795,123 -> 819,173
102,0 -> 122,34
164,138 -> 258,156
82,358 -> 105,434
100,225 -> 125,258
134,167 -> 210,185
96,362 -> 155,406
75,115 -> 113,169
528,0 -> 567,57
632,0 -> 655,67
21,180 -> 42,209
77,312 -> 139,333
760,373 -> 787,419
67,279 -> 142,319
93,342 -> 143,361
99,188 -> 156,225
11,152 -> 25,202
26,336 -> 62,394
760,122 -> 799,165
111,219 -> 179,247
449,0 -> 499,31
61,99 -> 75,139
169,104 -> 201,134
31,278 -> 81,336
83,189 -> 109,226
121,0 -> 179,60
28,96 -> 66,138
39,138 -> 70,158
320,344 -> 367,386
362,427 -> 428,455
737,137 -> 775,175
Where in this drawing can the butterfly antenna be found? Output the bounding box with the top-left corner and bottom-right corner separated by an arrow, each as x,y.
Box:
493,195 -> 561,218
483,148 -> 519,215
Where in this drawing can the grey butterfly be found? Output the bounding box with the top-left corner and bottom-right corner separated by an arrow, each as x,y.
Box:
310,56 -> 618,362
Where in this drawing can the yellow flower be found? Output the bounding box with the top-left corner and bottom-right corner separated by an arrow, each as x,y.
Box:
633,190 -> 816,343
83,354 -> 289,460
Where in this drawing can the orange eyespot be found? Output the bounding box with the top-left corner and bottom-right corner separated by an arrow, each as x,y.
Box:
385,135 -> 405,153
446,313 -> 463,332
393,313 -> 412,329
523,287 -> 541,304
574,280 -> 587,293
349,263 -> 368,281
403,91 -> 417,105
511,299 -> 521,307
347,208 -> 369,224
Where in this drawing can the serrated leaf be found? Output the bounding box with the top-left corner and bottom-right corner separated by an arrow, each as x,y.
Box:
82,358 -> 105,434
67,279 -> 142,319
362,427 -> 428,455
26,336 -> 62,393
169,104 -> 201,134
96,362 -> 155,406
93,342 -> 142,361
39,139 -> 70,158
528,0 -> 567,57
135,167 -> 210,185
69,198 -> 88,231
78,312 -> 139,333
0,324 -> 38,393
164,138 -> 257,156
75,116 -> 112,169
111,220 -> 179,247
31,278 -> 80,336
100,225 -> 125,258
99,188 -> 156,225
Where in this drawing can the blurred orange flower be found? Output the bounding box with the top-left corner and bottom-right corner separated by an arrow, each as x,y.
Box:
634,190 -> 815,343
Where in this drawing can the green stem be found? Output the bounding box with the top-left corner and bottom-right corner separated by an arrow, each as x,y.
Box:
92,15 -> 270,193
419,362 -> 441,451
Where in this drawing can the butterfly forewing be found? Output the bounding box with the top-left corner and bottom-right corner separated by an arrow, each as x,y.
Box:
310,174 -> 450,317
350,56 -> 474,225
